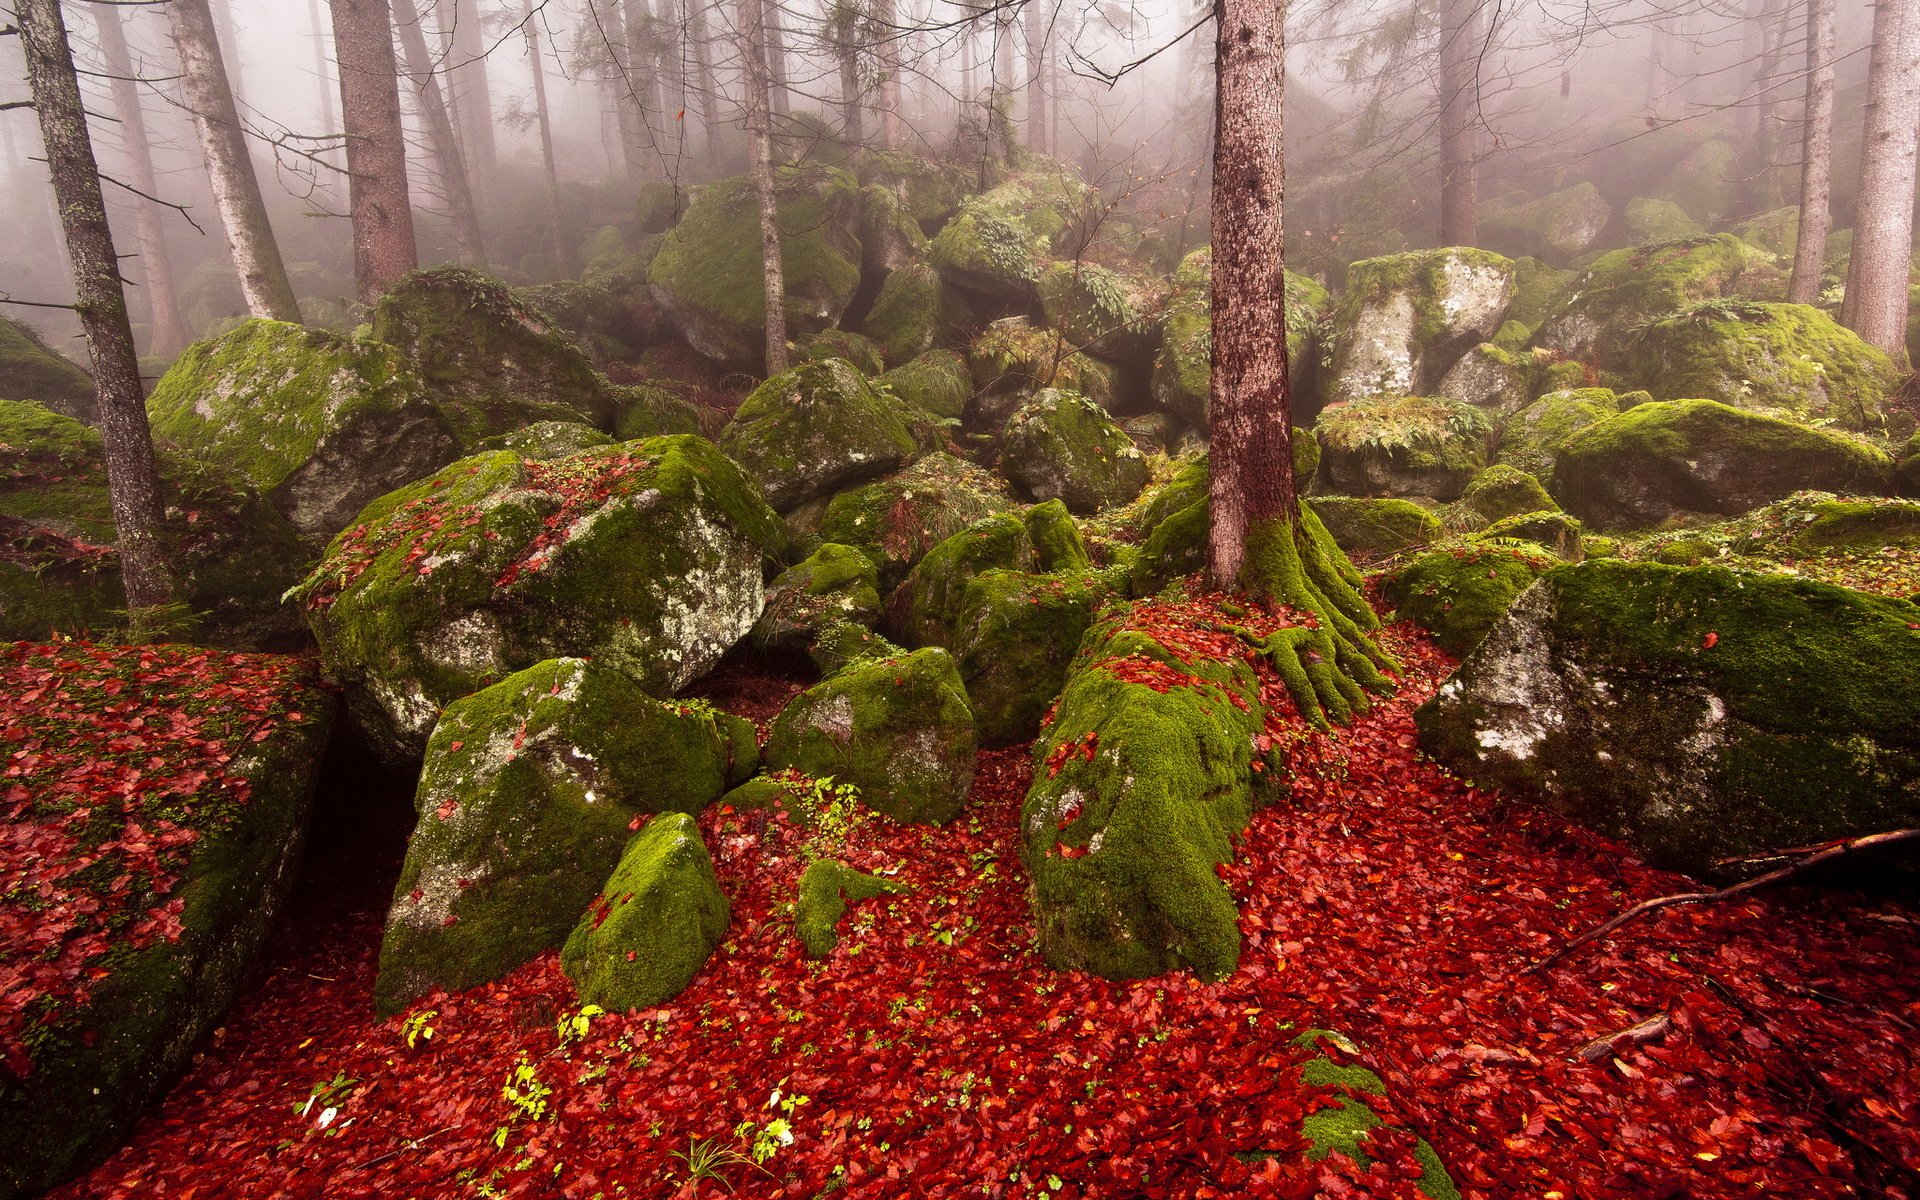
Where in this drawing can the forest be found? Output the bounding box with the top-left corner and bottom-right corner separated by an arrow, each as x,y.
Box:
0,0 -> 1918,1195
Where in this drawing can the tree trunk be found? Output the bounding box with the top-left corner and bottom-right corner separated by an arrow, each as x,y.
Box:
165,0 -> 303,322
686,0 -> 723,160
737,0 -> 787,372
331,0 -> 418,301
764,0 -> 791,118
91,1 -> 190,358
1752,0 -> 1792,211
837,9 -> 865,149
522,0 -> 576,277
1024,0 -> 1047,155
1438,0 -> 1480,246
442,0 -> 498,180
624,0 -> 674,157
16,0 -> 175,616
1788,0 -> 1836,305
597,0 -> 652,179
874,0 -> 901,150
1841,0 -> 1920,359
393,0 -> 487,266
210,0 -> 247,113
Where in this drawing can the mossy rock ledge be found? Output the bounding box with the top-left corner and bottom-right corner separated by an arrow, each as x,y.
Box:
295,435 -> 780,765
719,357 -> 927,512
0,315 -> 93,423
948,567 -> 1118,747
998,388 -> 1149,514
560,812 -> 730,1011
1530,235 -> 1751,371
1021,610 -> 1274,980
0,678 -> 335,1199
375,658 -> 755,1015
1326,248 -> 1516,402
750,542 -> 884,657
765,647 -> 977,824
1416,561 -> 1920,877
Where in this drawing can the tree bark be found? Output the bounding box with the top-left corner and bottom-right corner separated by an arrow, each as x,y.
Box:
874,0 -> 901,150
1024,0 -> 1047,156
165,0 -> 303,322
441,0 -> 498,181
393,0 -> 487,266
686,0 -> 723,161
331,0 -> 419,302
1841,0 -> 1920,359
764,0 -> 791,118
623,0 -> 674,157
1751,0 -> 1792,210
1438,0 -> 1481,246
1788,0 -> 1836,305
737,0 -> 787,372
210,0 -> 247,113
594,0 -> 650,180
309,0 -> 344,189
835,1 -> 865,149
16,0 -> 175,616
522,0 -> 576,277
91,1 -> 190,358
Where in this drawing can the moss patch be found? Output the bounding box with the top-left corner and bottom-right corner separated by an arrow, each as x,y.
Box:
949,567 -> 1119,746
794,859 -> 908,958
0,316 -> 93,422
998,389 -> 1149,513
559,812 -> 729,1011
813,453 -> 1014,586
1381,542 -> 1557,654
719,357 -> 925,511
1316,395 -> 1491,501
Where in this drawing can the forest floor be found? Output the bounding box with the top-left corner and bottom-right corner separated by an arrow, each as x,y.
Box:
45,625 -> 1920,1200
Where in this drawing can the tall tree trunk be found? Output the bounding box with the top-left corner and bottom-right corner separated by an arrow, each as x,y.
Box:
91,1 -> 190,357
442,0 -> 498,180
332,0 -> 418,301
1841,0 -> 1920,358
393,0 -> 487,265
595,0 -> 649,180
1438,0 -> 1481,246
523,0 -> 576,276
165,0 -> 303,322
764,0 -> 791,118
210,0 -> 247,113
1788,0 -> 1836,305
874,0 -> 901,150
309,0 -> 343,188
686,0 -> 723,160
737,0 -> 786,371
1024,0 -> 1046,155
623,0 -> 671,157
16,0 -> 175,616
1752,0 -> 1791,210
836,5 -> 865,149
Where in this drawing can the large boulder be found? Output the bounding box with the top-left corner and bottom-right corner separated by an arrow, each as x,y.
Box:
1623,301 -> 1899,431
294,436 -> 781,763
1021,610 -> 1272,981
948,567 -> 1117,746
375,658 -> 754,1014
876,348 -> 971,421
718,357 -> 926,511
998,389 -> 1149,513
0,316 -> 92,423
1327,249 -> 1515,402
1531,235 -> 1752,370
1036,260 -> 1163,370
1494,388 -> 1623,486
889,511 -> 1042,648
927,169 -> 1089,309
1315,395 -> 1491,501
0,400 -> 310,648
0,645 -> 333,1197
1658,139 -> 1741,226
1479,183 -> 1612,266
750,543 -> 884,657
560,812 -> 729,1010
647,164 -> 863,363
810,453 -> 1015,585
765,647 -> 977,824
1380,542 -> 1556,655
1435,343 -> 1533,415
1417,561 -> 1920,876
1552,399 -> 1891,529
862,264 -> 969,368
1308,496 -> 1443,558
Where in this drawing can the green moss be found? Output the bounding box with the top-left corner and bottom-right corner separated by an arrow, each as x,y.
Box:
720,357 -> 924,511
1533,235 -> 1752,369
1625,301 -> 1899,431
1480,183 -> 1611,264
1299,1058 -> 1386,1095
864,266 -> 967,369
612,384 -> 702,440
794,858 -> 908,958
475,421 -> 616,460
1315,395 -> 1491,500
1659,138 -> 1740,225
804,329 -> 886,376
968,319 -> 1121,412
927,201 -> 1043,297
752,542 -> 883,655
560,812 -> 729,1011
0,316 -> 93,421
1478,511 -> 1586,560
950,567 -> 1118,746
890,512 -> 1037,647
814,453 -> 1014,586
1626,197 -> 1705,242
1457,464 -> 1558,524
999,389 -> 1150,514
765,647 -> 977,824
876,348 -> 970,420
1024,499 -> 1091,571
1309,497 -> 1441,558
1496,388 -> 1622,484
1381,543 -> 1555,654
1036,260 -> 1160,367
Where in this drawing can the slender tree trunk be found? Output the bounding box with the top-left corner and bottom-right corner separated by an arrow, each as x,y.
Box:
523,0 -> 576,276
1438,0 -> 1481,246
309,0 -> 341,165
1788,0 -> 1836,305
393,0 -> 487,265
737,0 -> 786,371
442,0 -> 498,180
596,0 -> 649,180
1841,0 -> 1920,358
623,0 -> 670,157
874,0 -> 901,150
764,0 -> 791,118
17,0 -> 175,615
1024,0 -> 1046,155
686,0 -> 723,160
331,0 -> 418,301
91,1 -> 190,358
210,0 -> 247,113
1752,0 -> 1791,210
166,0 -> 303,322
838,18 -> 865,149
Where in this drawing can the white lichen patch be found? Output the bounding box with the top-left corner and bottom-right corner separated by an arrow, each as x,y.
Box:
371,673 -> 441,741
809,692 -> 857,742
422,610 -> 506,678
394,859 -> 491,930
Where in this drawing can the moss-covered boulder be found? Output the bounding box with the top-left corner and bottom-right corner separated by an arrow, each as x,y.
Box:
1896,433 -> 1920,498
858,182 -> 930,279
520,277 -> 646,366
1659,139 -> 1741,226
927,169 -> 1087,307
1495,388 -> 1623,485
647,165 -> 863,363
751,543 -> 883,657
794,859 -> 907,958
0,649 -> 333,1198
295,436 -> 780,763
0,315 -> 93,422
1625,197 -> 1704,242
967,318 -> 1120,420
949,567 -> 1116,746
1151,249 -> 1326,428
372,266 -> 621,432
877,348 -> 970,420
1036,260 -> 1163,370
719,357 -> 926,511
1435,343 -> 1532,415
611,384 -> 703,441
1315,395 -> 1491,500
803,328 -> 886,376
1456,464 -> 1558,525
560,812 -> 729,1010
765,647 -> 976,824
1531,235 -> 1752,370
1479,183 -> 1611,265
375,658 -> 753,1014
1327,249 -> 1516,402
863,266 -> 969,369
1380,542 -> 1556,655
0,400 -> 311,648
1308,496 -> 1443,558
1021,610 -> 1269,980
1416,561 -> 1920,876
812,453 -> 1014,585
888,511 -> 1040,647
1623,301 -> 1899,431
1478,510 -> 1586,560
999,389 -> 1149,514
1553,399 -> 1892,529
475,420 -> 618,460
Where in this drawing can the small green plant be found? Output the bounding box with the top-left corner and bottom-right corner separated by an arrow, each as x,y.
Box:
501,1057 -> 552,1123
669,1135 -> 762,1192
555,1003 -> 605,1050
399,1008 -> 437,1049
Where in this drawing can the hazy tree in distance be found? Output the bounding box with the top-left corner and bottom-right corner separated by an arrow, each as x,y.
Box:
874,0 -> 901,149
166,0 -> 303,322
586,0 -> 650,180
828,0 -> 866,146
1839,0 -> 1920,360
1437,0 -> 1481,245
737,0 -> 787,370
1024,0 -> 1048,155
1787,0 -> 1835,305
1206,0 -> 1391,724
331,0 -> 419,300
394,0 -> 488,264
438,0 -> 499,180
89,1 -> 190,357
13,0 -> 175,619
521,0 -> 576,276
